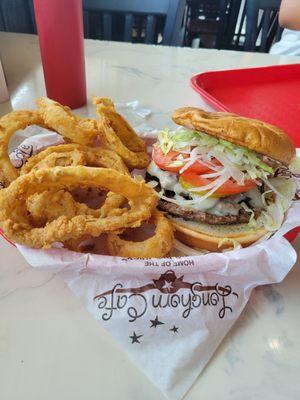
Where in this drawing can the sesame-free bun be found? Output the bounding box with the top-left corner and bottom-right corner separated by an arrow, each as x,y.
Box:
170,217 -> 267,252
172,107 -> 295,165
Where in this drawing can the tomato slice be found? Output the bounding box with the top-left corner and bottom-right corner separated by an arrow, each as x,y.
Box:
152,147 -> 218,174
180,172 -> 257,197
152,147 -> 183,172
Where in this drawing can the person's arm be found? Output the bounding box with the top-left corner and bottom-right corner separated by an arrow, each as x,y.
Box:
279,0 -> 300,30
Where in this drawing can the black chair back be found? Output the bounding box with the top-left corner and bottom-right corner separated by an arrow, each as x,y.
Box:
83,0 -> 186,46
243,0 -> 282,52
0,0 -> 36,33
0,0 -> 186,46
216,0 -> 242,49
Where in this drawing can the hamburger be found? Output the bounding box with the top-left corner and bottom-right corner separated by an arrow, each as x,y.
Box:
146,107 -> 298,252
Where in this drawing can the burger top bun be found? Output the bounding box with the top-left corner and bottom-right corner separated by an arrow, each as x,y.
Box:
172,107 -> 296,166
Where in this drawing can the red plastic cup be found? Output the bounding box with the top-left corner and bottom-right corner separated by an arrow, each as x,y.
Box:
33,0 -> 87,109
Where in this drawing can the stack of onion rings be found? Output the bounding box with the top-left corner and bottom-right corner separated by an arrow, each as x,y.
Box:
0,97 -> 174,258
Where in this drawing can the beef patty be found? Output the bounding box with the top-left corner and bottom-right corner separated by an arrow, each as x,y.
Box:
146,172 -> 258,225
158,199 -> 256,225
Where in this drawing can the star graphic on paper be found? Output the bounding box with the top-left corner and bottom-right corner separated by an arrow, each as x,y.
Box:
169,325 -> 179,334
161,280 -> 173,291
129,331 -> 143,344
150,316 -> 164,328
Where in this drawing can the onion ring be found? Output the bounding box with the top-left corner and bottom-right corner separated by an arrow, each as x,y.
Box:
36,97 -> 99,146
93,97 -> 150,170
21,143 -> 129,227
37,97 -> 149,169
21,143 -> 129,237
106,211 -> 174,258
26,189 -> 102,226
93,97 -> 146,152
0,166 -> 157,248
26,188 -> 128,252
0,110 -> 46,187
99,192 -> 126,217
27,188 -> 126,227
20,143 -> 129,175
22,148 -> 86,173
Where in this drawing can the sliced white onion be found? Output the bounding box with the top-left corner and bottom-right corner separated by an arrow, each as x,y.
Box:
189,169 -> 231,192
179,153 -> 197,174
147,180 -> 159,188
200,170 -> 224,178
189,170 -> 232,202
210,151 -> 245,184
197,157 -> 222,172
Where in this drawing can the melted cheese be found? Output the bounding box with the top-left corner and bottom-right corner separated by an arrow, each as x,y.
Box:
147,162 -> 178,191
147,161 -> 219,212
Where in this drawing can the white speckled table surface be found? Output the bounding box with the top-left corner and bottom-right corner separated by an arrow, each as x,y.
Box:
0,32 -> 299,400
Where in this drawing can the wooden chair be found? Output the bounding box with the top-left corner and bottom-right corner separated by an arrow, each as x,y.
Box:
83,0 -> 187,46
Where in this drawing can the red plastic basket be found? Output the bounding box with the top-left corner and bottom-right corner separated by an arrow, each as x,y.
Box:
190,64 -> 300,242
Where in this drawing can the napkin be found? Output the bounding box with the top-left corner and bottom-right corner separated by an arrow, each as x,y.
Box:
5,122 -> 300,400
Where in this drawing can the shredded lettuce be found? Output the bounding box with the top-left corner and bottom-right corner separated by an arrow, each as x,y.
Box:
219,139 -> 235,150
157,129 -> 173,155
172,130 -> 200,143
245,150 -> 273,173
240,202 -> 256,227
258,178 -> 297,231
218,238 -> 242,251
289,156 -> 300,174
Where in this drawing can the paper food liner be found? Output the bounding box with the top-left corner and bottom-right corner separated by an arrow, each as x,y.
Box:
5,113 -> 300,400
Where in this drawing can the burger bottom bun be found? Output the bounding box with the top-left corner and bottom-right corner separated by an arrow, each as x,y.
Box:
169,217 -> 267,252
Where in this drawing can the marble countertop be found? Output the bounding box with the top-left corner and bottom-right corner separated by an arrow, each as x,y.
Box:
0,32 -> 299,400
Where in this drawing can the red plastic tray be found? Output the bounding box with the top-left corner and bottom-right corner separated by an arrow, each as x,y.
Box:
191,63 -> 300,242
190,63 -> 300,147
